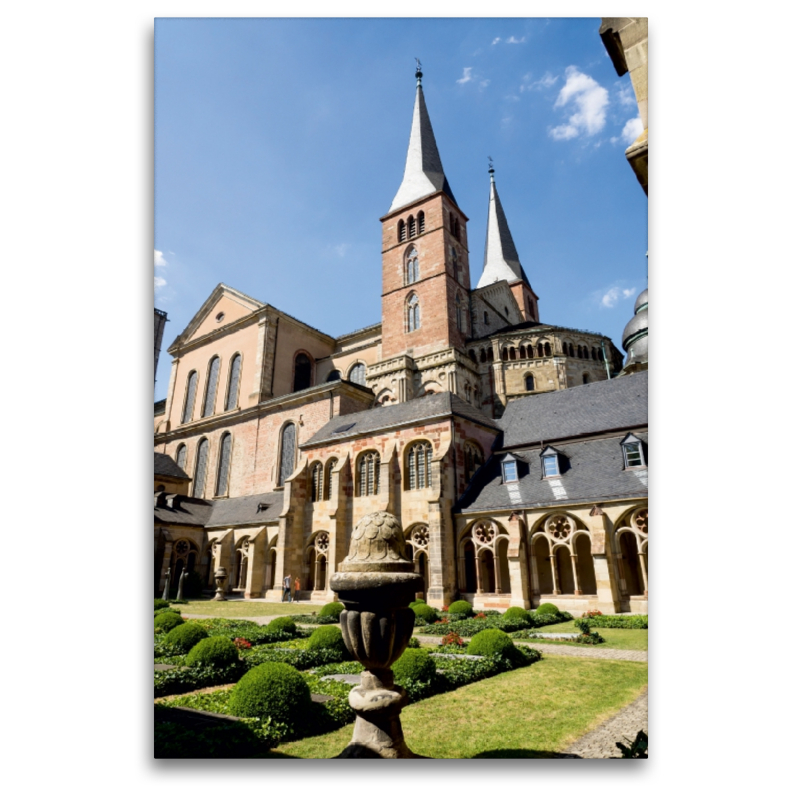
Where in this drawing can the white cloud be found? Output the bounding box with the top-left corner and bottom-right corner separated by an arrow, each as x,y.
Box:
617,85 -> 637,107
154,249 -> 167,268
506,36 -> 526,44
600,285 -> 637,308
520,71 -> 558,92
491,37 -> 501,45
456,67 -> 473,84
621,117 -> 644,144
548,66 -> 609,141
479,79 -> 490,88
334,243 -> 349,258
154,276 -> 167,291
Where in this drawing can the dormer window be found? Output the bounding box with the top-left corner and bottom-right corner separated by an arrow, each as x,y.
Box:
541,446 -> 561,478
501,454 -> 519,484
621,433 -> 646,468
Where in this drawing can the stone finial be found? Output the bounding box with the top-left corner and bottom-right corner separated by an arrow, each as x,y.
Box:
339,511 -> 415,573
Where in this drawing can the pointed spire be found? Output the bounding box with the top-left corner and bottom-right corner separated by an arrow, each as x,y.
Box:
477,166 -> 530,289
388,63 -> 457,214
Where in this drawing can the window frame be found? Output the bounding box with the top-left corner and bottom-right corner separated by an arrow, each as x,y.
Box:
181,370 -> 198,424
224,352 -> 242,412
201,356 -> 221,419
621,433 -> 646,469
215,431 -> 233,497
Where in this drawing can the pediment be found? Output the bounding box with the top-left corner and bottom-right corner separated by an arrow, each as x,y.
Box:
169,284 -> 264,351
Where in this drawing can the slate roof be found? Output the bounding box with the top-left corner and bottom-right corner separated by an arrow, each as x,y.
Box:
206,491 -> 284,528
302,391 -> 500,448
154,452 -> 190,480
499,372 -> 647,448
154,399 -> 166,416
458,433 -> 648,513
154,496 -> 213,527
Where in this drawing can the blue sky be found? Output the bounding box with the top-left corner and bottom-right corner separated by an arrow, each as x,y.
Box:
154,17 -> 647,398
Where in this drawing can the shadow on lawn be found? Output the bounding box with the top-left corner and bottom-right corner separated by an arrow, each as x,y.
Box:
472,749 -> 582,759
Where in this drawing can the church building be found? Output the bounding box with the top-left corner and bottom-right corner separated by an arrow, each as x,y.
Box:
154,66 -> 646,615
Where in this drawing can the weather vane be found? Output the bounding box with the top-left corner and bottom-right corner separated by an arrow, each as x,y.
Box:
488,156 -> 495,174
415,57 -> 422,72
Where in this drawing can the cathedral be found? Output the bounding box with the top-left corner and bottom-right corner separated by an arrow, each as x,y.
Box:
154,62 -> 648,615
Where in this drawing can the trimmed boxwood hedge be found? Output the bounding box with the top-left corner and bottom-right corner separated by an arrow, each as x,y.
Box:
503,606 -> 530,621
447,600 -> 473,617
154,612 -> 185,633
185,636 -> 240,669
534,602 -> 560,616
580,615 -> 648,629
466,629 -> 517,660
413,603 -> 438,624
266,616 -> 298,636
228,662 -> 313,726
164,622 -> 208,653
318,602 -> 344,620
393,648 -> 437,686
193,617 -> 303,645
154,598 -> 170,611
307,625 -> 348,658
416,610 -> 573,637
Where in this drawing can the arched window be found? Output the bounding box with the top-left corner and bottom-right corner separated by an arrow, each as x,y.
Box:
326,370 -> 341,381
464,442 -> 484,481
525,374 -> 534,392
591,347 -> 597,361
407,293 -> 420,332
480,348 -> 487,363
407,440 -> 433,490
408,215 -> 416,237
582,373 -> 590,385
501,347 -> 508,361
310,462 -> 324,503
192,438 -> 209,498
225,354 -> 241,411
398,219 -> 406,242
562,341 -> 569,355
465,384 -> 471,402
417,211 -> 425,233
456,293 -> 464,332
348,362 -> 366,386
293,353 -> 312,392
202,357 -> 220,418
528,298 -> 535,317
215,432 -> 232,496
325,458 -> 338,500
569,343 -> 575,358
468,349 -> 477,362
405,247 -> 419,284
175,444 -> 187,471
509,347 -> 516,361
182,371 -> 198,424
483,310 -> 489,325
358,451 -> 380,496
545,342 -> 552,357
278,423 -> 296,486
537,343 -> 544,357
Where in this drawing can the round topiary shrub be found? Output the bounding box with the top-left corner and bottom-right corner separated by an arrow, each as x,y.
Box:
503,606 -> 530,621
319,602 -> 344,620
413,603 -> 438,624
228,662 -> 312,725
266,616 -> 297,636
307,625 -> 347,657
393,648 -> 437,685
409,599 -> 423,608
164,622 -> 208,653
184,636 -> 239,669
448,600 -> 473,617
535,603 -> 560,616
466,629 -> 517,660
154,598 -> 170,611
154,612 -> 185,633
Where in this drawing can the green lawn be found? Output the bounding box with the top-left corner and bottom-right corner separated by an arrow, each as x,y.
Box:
164,600 -> 326,618
527,621 -> 648,651
270,655 -> 647,759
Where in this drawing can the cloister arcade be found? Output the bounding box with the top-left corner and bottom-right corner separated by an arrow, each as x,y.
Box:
613,507 -> 648,608
529,513 -> 597,599
457,520 -> 512,597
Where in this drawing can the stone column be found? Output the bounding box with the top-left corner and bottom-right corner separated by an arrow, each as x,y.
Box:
493,548 -> 502,596
570,553 -> 582,595
475,550 -> 484,594
159,541 -> 174,594
638,551 -> 648,596
245,530 -> 267,598
550,553 -> 561,594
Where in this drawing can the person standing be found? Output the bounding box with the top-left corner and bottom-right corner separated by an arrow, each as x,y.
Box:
293,576 -> 301,603
282,574 -> 292,602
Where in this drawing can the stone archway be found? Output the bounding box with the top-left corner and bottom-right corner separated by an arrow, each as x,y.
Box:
462,539 -> 477,593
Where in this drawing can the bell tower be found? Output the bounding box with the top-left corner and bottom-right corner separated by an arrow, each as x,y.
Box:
368,65 -> 478,405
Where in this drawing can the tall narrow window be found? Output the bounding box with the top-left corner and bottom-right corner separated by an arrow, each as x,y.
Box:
279,423 -> 296,485
537,343 -> 544,357
215,433 -> 232,496
465,442 -> 484,481
483,311 -> 489,325
325,458 -> 338,500
407,294 -> 420,332
348,363 -> 366,386
456,294 -> 464,332
569,343 -> 575,358
175,444 -> 187,471
525,374 -> 534,392
407,441 -> 433,490
528,298 -> 535,317
398,219 -> 406,242
202,357 -> 220,418
509,347 -> 516,361
358,451 -> 380,496
417,211 -> 425,233
182,371 -> 198,424
310,462 -> 323,503
293,353 -> 312,392
225,354 -> 241,411
193,438 -> 209,498
545,342 -> 552,357
406,247 -> 419,284
583,373 -> 590,384
408,215 -> 416,237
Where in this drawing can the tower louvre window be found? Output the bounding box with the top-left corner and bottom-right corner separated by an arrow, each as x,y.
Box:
417,211 -> 425,233
408,215 -> 416,237
398,219 -> 406,242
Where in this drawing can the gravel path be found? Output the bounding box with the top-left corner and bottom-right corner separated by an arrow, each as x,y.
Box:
558,689 -> 648,758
